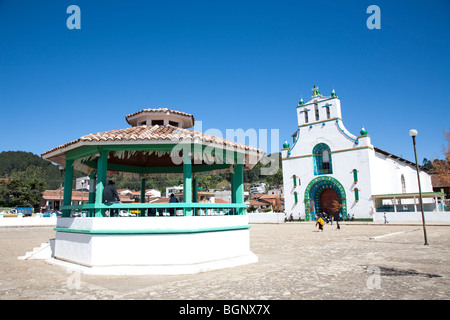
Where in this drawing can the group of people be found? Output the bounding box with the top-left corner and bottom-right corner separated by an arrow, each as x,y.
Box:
315,212 -> 341,231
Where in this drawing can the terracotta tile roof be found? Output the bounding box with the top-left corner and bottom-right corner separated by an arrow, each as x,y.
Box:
152,197 -> 229,204
152,197 -> 170,203
42,124 -> 263,158
213,198 -> 228,203
249,199 -> 268,206
259,194 -> 284,200
125,108 -> 195,126
42,188 -> 134,202
42,188 -> 88,201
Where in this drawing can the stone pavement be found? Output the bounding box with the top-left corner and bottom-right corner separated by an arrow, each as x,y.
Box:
0,222 -> 449,300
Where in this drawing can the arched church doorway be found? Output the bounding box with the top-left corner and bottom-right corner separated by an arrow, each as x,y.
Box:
319,188 -> 339,219
304,176 -> 347,221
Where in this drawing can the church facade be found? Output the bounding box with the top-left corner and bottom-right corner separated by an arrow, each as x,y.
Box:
281,86 -> 439,220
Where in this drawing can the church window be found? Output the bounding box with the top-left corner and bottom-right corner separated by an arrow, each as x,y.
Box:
304,110 -> 309,123
322,150 -> 330,171
401,175 -> 406,193
314,102 -> 319,121
325,105 -> 331,119
312,143 -> 333,175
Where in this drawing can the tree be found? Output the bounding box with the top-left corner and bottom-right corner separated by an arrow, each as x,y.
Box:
330,200 -> 343,219
432,131 -> 450,209
422,158 -> 435,171
432,130 -> 450,185
0,166 -> 47,209
0,151 -> 80,189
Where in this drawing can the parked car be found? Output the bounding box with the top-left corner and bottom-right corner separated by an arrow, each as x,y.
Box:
2,211 -> 18,218
119,210 -> 136,217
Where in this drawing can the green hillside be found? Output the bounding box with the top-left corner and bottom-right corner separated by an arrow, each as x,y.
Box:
0,151 -> 65,189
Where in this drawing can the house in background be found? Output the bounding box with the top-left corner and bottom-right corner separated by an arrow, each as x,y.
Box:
40,188 -> 89,211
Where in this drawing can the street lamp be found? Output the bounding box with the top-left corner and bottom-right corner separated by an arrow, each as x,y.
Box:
409,129 -> 429,245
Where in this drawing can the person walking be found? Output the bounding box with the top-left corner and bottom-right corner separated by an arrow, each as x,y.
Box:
335,215 -> 340,230
384,212 -> 389,224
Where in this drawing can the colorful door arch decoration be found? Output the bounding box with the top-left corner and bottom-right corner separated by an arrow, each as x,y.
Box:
304,176 -> 347,221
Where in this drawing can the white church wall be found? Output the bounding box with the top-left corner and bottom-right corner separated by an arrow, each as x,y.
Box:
370,151 -> 433,195
332,147 -> 374,218
281,155 -> 305,220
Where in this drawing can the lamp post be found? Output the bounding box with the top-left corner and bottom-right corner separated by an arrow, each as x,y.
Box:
409,129 -> 429,245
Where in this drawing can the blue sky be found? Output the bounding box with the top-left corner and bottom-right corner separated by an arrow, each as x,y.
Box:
0,0 -> 449,164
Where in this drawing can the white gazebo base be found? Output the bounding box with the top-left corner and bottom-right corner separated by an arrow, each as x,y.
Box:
48,216 -> 258,275
46,253 -> 258,275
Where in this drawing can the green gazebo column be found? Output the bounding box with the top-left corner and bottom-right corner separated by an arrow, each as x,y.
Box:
140,177 -> 146,216
183,152 -> 193,216
193,175 -> 198,203
88,170 -> 96,217
140,178 -> 146,203
62,158 -> 74,217
95,149 -> 108,217
232,161 -> 244,215
231,177 -> 235,204
88,170 -> 96,204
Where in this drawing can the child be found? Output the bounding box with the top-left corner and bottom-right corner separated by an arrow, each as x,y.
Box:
315,215 -> 325,231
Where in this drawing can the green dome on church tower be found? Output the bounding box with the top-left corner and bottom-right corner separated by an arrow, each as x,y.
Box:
360,127 -> 368,135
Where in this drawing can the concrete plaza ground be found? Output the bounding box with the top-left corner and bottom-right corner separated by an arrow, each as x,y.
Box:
0,221 -> 449,300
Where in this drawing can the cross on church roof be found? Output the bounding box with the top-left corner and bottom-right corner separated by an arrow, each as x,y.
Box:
312,85 -> 322,97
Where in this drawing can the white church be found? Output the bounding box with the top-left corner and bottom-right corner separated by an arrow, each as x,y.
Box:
281,86 -> 446,221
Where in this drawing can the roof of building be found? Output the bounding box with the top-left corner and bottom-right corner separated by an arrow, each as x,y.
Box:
259,194 -> 284,199
41,123 -> 264,169
42,188 -> 134,202
249,199 -> 268,206
374,147 -> 424,170
125,108 -> 195,128
42,188 -> 89,201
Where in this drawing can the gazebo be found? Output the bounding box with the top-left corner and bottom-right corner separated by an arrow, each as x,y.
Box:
41,108 -> 265,275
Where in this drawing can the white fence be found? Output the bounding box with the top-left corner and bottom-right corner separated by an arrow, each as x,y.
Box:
373,211 -> 450,223
0,216 -> 57,227
247,212 -> 285,223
